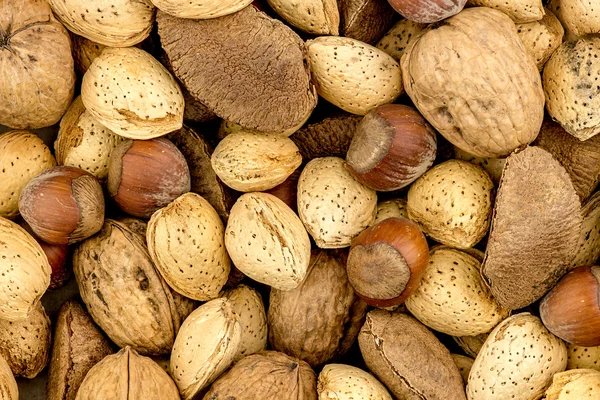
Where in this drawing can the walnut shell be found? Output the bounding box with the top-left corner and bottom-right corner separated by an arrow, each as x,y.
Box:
0,355 -> 17,400
572,191 -> 600,269
515,8 -> 564,71
376,19 -> 427,62
401,7 -> 544,158
467,0 -> 544,22
0,130 -> 56,219
266,0 -> 339,35
317,363 -> 392,400
338,0 -> 398,44
152,0 -> 252,19
290,114 -> 361,160
269,250 -> 368,367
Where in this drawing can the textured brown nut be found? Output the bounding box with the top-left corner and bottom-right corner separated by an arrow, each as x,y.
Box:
374,198 -> 409,224
545,369 -> 600,399
47,300 -> 113,400
405,246 -> 509,336
307,37 -> 402,116
451,354 -> 474,385
482,147 -> 582,310
559,0 -> 600,36
152,0 -> 252,19
562,186 -> 600,269
467,0 -> 543,22
203,351 -> 317,400
0,0 -> 75,129
467,313 -> 567,400
407,160 -> 494,249
453,147 -> 506,185
291,114 -> 361,160
376,19 -> 426,62
211,132 -> 302,192
81,47 -> 184,139
0,217 -> 50,321
108,137 -> 191,218
337,0 -> 397,44
453,333 -> 488,358
535,120 -> 600,202
70,34 -> 106,76
388,0 -> 466,23
47,0 -> 154,47
266,0 -> 339,34
0,130 -> 56,219
402,7 -> 544,158
0,302 -> 50,378
269,250 -> 367,367
264,168 -> 301,212
317,363 -> 392,400
19,166 -> 105,246
73,219 -> 187,355
567,343 -> 600,371
298,157 -> 377,248
170,298 -> 242,400
359,310 -> 466,400
516,8 -> 564,70
0,356 -> 17,400
157,7 -> 318,133
75,346 -> 179,400
543,38 -> 600,141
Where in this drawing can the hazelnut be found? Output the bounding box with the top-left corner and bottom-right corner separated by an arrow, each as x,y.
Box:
346,104 -> 437,192
19,166 -> 104,245
107,138 -> 191,218
540,266 -> 600,347
387,0 -> 466,23
347,217 -> 429,307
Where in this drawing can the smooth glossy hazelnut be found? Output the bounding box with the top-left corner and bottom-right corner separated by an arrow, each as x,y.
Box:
387,0 -> 467,23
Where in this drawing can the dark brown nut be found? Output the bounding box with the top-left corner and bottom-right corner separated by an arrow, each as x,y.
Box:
19,166 -> 105,245
264,168 -> 301,212
573,192 -> 600,269
47,300 -> 113,400
290,114 -> 361,160
268,250 -> 368,367
107,138 -> 191,218
338,0 -> 397,44
388,0 -> 466,23
346,104 -> 437,191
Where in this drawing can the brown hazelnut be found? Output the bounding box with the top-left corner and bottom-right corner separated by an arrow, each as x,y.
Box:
540,265 -> 600,347
18,166 -> 104,245
387,0 -> 467,23
107,138 -> 191,218
345,104 -> 437,192
347,217 -> 429,307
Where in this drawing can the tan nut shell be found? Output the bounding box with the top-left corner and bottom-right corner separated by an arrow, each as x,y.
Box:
567,343 -> 600,371
55,97 -> 126,181
306,36 -> 403,116
0,302 -> 50,379
516,9 -> 564,71
317,363 -> 392,400
222,284 -> 268,361
376,19 -> 427,63
374,198 -> 409,224
170,298 -> 242,400
298,157 -> 377,248
151,0 -> 252,19
452,354 -> 474,385
467,0 -> 543,22
211,131 -> 302,192
407,160 -> 494,249
47,0 -> 154,47
402,7 -> 544,158
559,0 -> 600,36
453,147 -> 506,185
225,192 -> 311,290
0,217 -> 50,321
572,192 -> 600,269
467,313 -> 567,400
147,193 -> 230,301
0,355 -> 17,400
0,130 -> 56,219
75,346 -> 179,400
266,0 -> 339,35
543,38 -> 600,141
405,247 -> 509,336
81,47 -> 184,140
545,369 -> 600,399
453,333 -> 488,358
71,34 -> 106,75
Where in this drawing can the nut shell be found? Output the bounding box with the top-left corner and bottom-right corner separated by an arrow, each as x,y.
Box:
376,19 -> 426,62
559,0 -> 600,36
572,191 -> 600,268
266,0 -> 339,35
516,8 -> 564,70
468,0 -> 543,22
317,363 -> 392,400
338,0 -> 398,44
545,369 -> 600,400
70,34 -> 106,76
152,0 -> 252,19
452,147 -> 506,185
291,114 -> 361,160
388,0 -> 466,23
567,343 -> 600,371
0,355 -> 17,400
374,198 -> 409,224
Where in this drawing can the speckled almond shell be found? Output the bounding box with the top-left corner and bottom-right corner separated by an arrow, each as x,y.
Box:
545,369 -> 600,399
567,343 -> 600,371
543,38 -> 600,141
75,347 -> 179,400
306,36 -> 403,116
467,313 -> 567,400
453,147 -> 506,185
211,131 -> 302,192
481,147 -> 582,310
0,130 -> 56,219
81,47 -> 184,139
297,157 -> 377,249
545,0 -> 581,41
0,355 -> 17,400
468,0 -> 543,22
147,192 -> 230,301
225,192 -> 311,291
405,246 -> 509,336
559,0 -> 600,36
453,333 -> 488,358
267,0 -> 339,35
516,8 -> 564,71
152,0 -> 252,19
407,160 -> 494,249
374,198 -> 409,224
451,354 -> 474,385
47,0 -> 154,47
376,19 -> 427,63
572,192 -> 600,269
70,34 -> 106,75
317,363 -> 392,400
170,298 -> 242,400
401,7 -> 544,158
0,217 -> 50,322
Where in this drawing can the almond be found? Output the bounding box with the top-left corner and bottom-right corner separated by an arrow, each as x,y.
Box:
0,355 -> 17,400
467,0 -> 544,22
452,354 -> 474,385
376,19 -> 427,62
151,0 -> 252,19
317,363 -> 392,400
559,0 -> 600,36
374,198 -> 409,224
515,8 -> 564,70
453,333 -> 488,358
70,34 -> 106,76
453,147 -> 506,185
567,343 -> 600,371
545,369 -> 600,399
266,0 -> 339,34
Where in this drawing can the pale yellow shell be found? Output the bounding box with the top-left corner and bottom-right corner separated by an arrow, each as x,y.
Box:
151,0 -> 252,19
515,8 -> 564,71
453,147 -> 506,185
266,0 -> 339,35
317,364 -> 392,400
0,355 -> 17,400
374,198 -> 409,224
545,369 -> 600,399
567,343 -> 600,371
452,354 -> 474,385
376,20 -> 426,63
468,0 -> 544,22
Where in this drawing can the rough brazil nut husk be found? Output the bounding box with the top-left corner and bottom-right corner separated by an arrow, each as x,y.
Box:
481,146 -> 582,310
338,0 -> 398,44
317,363 -> 392,400
157,6 -> 318,133
203,350 -> 317,400
388,0 -> 466,23
572,192 -> 600,268
515,8 -> 564,71
467,313 -> 567,400
225,192 -> 311,291
0,130 -> 56,219
152,0 -> 252,19
266,0 -> 339,35
0,217 -> 50,322
467,0 -> 544,23
545,369 -> 600,399
268,249 -> 368,367
47,300 -> 113,400
401,7 -> 544,158
359,310 -> 466,400
75,346 -> 179,400
0,355 -> 17,400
